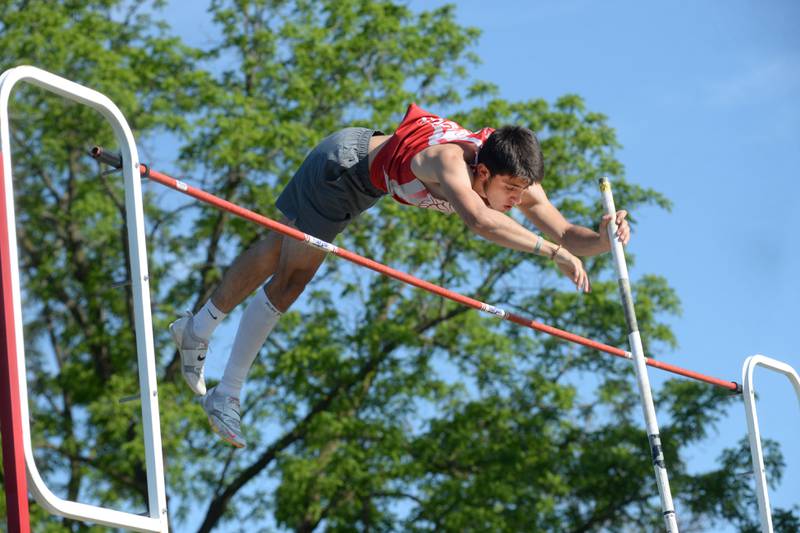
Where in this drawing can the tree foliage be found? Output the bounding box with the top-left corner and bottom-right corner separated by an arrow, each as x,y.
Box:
0,0 -> 796,531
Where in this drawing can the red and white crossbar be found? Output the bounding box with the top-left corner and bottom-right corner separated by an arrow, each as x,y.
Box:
91,147 -> 741,394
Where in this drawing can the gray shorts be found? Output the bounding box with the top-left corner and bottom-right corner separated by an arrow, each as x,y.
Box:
276,127 -> 386,242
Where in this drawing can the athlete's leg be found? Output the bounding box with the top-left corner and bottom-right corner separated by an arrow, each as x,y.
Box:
171,221 -> 286,395
219,236 -> 328,398
205,236 -> 328,448
264,236 -> 328,311
208,228 -> 285,313
192,220 -> 285,335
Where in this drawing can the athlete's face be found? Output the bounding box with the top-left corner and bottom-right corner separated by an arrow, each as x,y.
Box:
474,165 -> 529,212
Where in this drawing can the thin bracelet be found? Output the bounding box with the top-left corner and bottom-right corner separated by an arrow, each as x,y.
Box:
533,235 -> 543,254
550,244 -> 562,260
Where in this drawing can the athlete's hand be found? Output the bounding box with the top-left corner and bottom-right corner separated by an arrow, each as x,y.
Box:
599,209 -> 630,249
553,247 -> 590,293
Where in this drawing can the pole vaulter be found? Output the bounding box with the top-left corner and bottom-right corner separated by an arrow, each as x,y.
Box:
90,147 -> 741,394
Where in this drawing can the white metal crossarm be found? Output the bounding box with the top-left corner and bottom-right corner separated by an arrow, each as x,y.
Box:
742,354 -> 800,533
0,66 -> 168,532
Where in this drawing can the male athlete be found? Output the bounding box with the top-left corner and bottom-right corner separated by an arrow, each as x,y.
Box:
171,103 -> 630,447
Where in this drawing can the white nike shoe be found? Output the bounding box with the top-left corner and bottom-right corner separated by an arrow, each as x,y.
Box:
201,387 -> 246,448
169,312 -> 208,395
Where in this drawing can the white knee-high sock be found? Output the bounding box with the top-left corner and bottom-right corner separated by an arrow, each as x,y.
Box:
217,289 -> 282,399
192,299 -> 227,341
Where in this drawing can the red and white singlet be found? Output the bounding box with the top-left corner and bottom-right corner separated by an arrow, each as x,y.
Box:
369,103 -> 494,214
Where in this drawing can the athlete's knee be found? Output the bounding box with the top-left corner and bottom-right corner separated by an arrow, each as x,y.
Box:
285,268 -> 318,293
266,266 -> 317,309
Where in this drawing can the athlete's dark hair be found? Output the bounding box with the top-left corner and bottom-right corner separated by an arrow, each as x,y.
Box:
477,126 -> 544,185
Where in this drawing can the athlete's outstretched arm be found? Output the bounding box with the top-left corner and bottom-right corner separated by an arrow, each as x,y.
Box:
411,145 -> 590,291
518,183 -> 630,257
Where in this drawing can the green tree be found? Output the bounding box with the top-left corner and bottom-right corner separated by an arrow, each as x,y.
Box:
0,0 -> 796,532
0,0 -> 208,529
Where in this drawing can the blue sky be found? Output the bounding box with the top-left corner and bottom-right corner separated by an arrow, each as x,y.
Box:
159,0 -> 799,530
430,0 -> 800,527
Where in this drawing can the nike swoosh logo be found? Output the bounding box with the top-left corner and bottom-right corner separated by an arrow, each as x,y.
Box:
207,308 -> 218,320
197,354 -> 206,361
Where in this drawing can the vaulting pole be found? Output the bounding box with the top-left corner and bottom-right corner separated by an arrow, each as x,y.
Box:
599,177 -> 679,532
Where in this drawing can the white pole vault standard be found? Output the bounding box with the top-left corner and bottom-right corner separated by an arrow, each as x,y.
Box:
599,177 -> 679,533
0,66 -> 168,532
742,354 -> 800,533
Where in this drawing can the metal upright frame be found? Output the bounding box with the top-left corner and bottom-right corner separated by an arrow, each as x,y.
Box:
742,355 -> 800,533
0,65 -> 168,532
